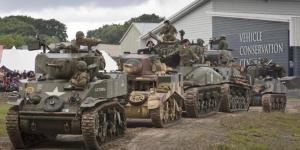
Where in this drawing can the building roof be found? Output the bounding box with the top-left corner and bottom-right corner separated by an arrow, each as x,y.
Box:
120,22 -> 159,43
141,0 -> 210,40
208,11 -> 293,22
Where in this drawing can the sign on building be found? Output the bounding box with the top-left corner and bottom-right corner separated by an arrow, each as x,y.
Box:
213,17 -> 289,73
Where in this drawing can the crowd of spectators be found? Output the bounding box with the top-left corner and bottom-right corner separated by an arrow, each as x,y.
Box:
0,69 -> 35,92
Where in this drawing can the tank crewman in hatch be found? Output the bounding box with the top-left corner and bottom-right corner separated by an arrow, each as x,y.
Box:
70,61 -> 90,88
218,35 -> 229,50
179,39 -> 200,66
159,20 -> 178,42
58,31 -> 102,53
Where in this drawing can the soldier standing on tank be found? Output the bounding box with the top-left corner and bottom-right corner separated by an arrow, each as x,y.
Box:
191,38 -> 206,64
58,31 -> 102,53
179,39 -> 200,66
70,61 -> 90,88
218,35 -> 228,50
159,20 -> 178,42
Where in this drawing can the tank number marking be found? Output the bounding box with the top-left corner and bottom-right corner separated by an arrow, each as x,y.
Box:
95,88 -> 106,92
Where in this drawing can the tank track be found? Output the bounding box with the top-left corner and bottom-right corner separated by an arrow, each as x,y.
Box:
150,97 -> 182,128
6,107 -> 47,149
82,100 -> 126,150
220,84 -> 251,113
184,86 -> 221,118
262,93 -> 286,112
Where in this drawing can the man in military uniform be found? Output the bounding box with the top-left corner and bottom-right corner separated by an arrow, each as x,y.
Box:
218,35 -> 228,50
191,38 -> 206,64
95,49 -> 106,70
159,20 -> 178,42
58,31 -> 102,53
70,61 -> 90,88
179,39 -> 200,66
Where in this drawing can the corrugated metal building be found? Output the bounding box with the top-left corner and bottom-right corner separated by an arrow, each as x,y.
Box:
120,23 -> 158,53
141,0 -> 300,76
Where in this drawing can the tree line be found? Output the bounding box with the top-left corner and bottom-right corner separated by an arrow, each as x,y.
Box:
0,14 -> 164,48
87,14 -> 164,44
0,16 -> 67,49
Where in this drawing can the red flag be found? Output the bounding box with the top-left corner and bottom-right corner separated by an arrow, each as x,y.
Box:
0,45 -> 3,64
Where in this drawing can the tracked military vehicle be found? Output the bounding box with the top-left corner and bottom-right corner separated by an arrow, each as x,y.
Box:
145,33 -> 224,117
6,40 -> 127,149
246,58 -> 287,112
118,54 -> 184,127
204,50 -> 252,113
147,33 -> 250,116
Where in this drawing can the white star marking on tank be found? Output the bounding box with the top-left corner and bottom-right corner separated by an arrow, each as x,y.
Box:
45,87 -> 65,96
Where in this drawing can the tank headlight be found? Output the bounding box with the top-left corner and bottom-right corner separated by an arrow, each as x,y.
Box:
31,95 -> 42,105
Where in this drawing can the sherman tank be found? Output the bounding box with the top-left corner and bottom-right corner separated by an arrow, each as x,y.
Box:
118,54 -> 184,127
144,33 -> 224,117
246,58 -> 287,112
204,50 -> 252,112
6,40 -> 127,149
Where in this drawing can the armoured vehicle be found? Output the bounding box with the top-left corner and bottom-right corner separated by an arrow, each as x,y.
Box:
204,50 -> 252,113
246,58 -> 287,112
118,54 -> 184,127
145,33 -> 224,117
6,40 -> 127,149
147,33 -> 251,116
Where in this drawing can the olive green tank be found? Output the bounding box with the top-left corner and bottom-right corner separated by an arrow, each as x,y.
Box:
204,50 -> 252,113
141,36 -> 223,117
246,58 -> 287,112
6,40 -> 127,149
118,54 -> 184,127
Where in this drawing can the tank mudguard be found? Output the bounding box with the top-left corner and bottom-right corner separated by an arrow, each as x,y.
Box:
80,97 -> 108,108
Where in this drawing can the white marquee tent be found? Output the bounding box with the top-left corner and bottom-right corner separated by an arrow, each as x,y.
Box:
0,49 -> 118,72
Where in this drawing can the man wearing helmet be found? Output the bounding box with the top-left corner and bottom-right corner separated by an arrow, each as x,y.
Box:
70,61 -> 90,88
59,31 -> 102,53
218,35 -> 228,50
160,20 -> 178,42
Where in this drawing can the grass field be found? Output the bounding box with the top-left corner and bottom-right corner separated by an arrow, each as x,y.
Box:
0,104 -> 9,137
216,112 -> 300,150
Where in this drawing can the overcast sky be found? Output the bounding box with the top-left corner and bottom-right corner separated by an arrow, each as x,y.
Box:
0,0 -> 195,40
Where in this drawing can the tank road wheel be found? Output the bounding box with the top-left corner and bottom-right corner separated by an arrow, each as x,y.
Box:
150,97 -> 181,128
6,107 -> 47,149
81,101 -> 126,150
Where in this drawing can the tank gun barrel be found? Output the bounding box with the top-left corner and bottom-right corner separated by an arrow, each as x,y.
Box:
46,63 -> 63,69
